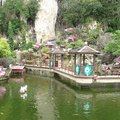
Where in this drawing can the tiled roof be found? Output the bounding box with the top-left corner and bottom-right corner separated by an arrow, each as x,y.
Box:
68,49 -> 78,54
52,49 -> 65,54
77,45 -> 100,54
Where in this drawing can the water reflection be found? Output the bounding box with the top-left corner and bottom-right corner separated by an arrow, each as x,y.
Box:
1,75 -> 120,120
20,92 -> 27,100
75,100 -> 92,115
9,77 -> 24,83
51,80 -> 120,120
0,86 -> 6,98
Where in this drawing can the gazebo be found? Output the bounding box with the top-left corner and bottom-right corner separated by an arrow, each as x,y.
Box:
69,45 -> 100,76
50,48 -> 65,68
49,44 -> 100,76
68,49 -> 78,74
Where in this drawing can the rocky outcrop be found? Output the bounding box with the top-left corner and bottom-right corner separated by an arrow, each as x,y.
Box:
97,33 -> 112,51
35,0 -> 58,43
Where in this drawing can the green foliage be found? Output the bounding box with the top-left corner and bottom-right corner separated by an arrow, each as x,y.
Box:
105,30 -> 120,56
26,0 -> 40,22
7,21 -> 14,50
74,39 -> 84,49
66,39 -> 83,49
21,30 -> 27,50
26,41 -> 35,50
21,50 -> 28,59
80,28 -> 100,44
0,0 -> 39,50
41,47 -> 49,53
0,37 -> 11,57
112,30 -> 120,40
0,8 -> 7,35
62,0 -> 89,27
96,0 -> 120,30
0,57 -> 15,68
66,43 -> 73,49
33,53 -> 40,58
4,0 -> 28,19
60,0 -> 120,31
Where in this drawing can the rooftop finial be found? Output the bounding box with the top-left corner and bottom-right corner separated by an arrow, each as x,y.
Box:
84,42 -> 88,45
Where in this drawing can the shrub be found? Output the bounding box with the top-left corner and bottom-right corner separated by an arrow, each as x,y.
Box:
41,47 -> 49,53
0,37 -> 12,57
0,57 -> 15,68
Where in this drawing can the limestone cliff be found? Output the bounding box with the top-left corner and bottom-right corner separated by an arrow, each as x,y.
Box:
35,0 -> 58,43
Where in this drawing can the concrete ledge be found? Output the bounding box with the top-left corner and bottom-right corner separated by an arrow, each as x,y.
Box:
25,65 -> 120,90
96,75 -> 120,83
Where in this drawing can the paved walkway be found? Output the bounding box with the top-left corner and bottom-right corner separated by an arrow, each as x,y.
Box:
25,65 -> 120,84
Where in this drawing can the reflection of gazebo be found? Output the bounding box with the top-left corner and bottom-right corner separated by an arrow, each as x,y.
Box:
68,45 -> 100,75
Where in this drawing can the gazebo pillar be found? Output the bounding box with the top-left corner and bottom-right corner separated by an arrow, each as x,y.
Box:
55,54 -> 57,67
53,54 -> 56,67
49,53 -> 52,68
93,54 -> 96,74
83,54 -> 85,66
74,54 -> 77,75
79,54 -> 82,66
61,54 -> 64,69
79,54 -> 82,75
71,55 -> 73,72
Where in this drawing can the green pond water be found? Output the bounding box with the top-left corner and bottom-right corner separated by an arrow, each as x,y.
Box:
0,75 -> 120,120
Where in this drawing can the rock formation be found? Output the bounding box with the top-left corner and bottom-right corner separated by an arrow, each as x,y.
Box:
35,0 -> 58,43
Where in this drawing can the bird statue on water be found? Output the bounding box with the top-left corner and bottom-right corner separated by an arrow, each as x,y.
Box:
19,85 -> 28,94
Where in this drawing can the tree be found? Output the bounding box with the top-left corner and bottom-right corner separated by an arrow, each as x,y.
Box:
58,0 -> 120,31
21,29 -> 27,50
93,0 -> 120,31
3,0 -> 28,20
0,0 -> 39,50
105,30 -> 120,56
61,0 -> 89,27
0,37 -> 11,57
26,0 -> 39,26
7,21 -> 14,50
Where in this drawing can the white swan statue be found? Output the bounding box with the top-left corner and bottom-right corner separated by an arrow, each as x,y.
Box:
20,85 -> 28,94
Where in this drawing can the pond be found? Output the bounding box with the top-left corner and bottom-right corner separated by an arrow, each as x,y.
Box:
0,74 -> 120,120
